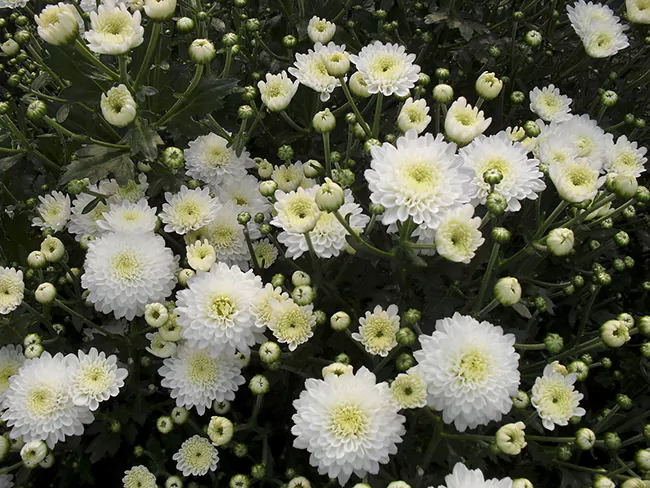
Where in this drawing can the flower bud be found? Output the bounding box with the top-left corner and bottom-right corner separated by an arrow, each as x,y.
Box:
162,146 -> 184,169
546,228 -> 574,256
156,415 -> 174,434
395,352 -> 414,372
512,390 -> 529,409
25,343 -> 44,359
189,39 -> 216,64
315,177 -> 345,212
251,464 -> 265,480
144,0 -> 177,20
614,231 -> 630,247
568,360 -> 588,381
432,83 -> 454,103
177,16 -> 194,33
249,374 -> 269,395
207,416 -> 234,446
27,100 -> 47,122
178,268 -> 195,286
601,90 -> 618,107
292,285 -> 315,306
593,476 -> 615,488
396,327 -> 416,346
494,277 -> 521,306
302,159 -> 323,179
534,296 -> 547,313
523,120 -> 541,137
41,235 -> 65,262
495,421 -> 527,455
556,444 -> 572,461
638,316 -> 650,337
349,72 -> 371,98
486,192 -> 508,215
387,483 -> 410,488
576,428 -> 596,450
213,400 -> 231,415
483,168 -> 503,185
330,311 -> 351,331
23,333 -> 41,347
490,227 -> 511,244
604,432 -> 621,451
324,50 -> 350,77
35,282 -> 57,304
230,474 -> 249,488
1,39 -> 20,56
289,477 -> 311,488
20,440 -> 48,468
613,174 -> 638,200
512,479 -> 533,488
145,302 -> 169,328
475,72 -> 503,100
171,406 -> 189,425
636,185 -> 650,203
27,251 -> 47,269
312,108 -> 336,133
259,341 -> 281,364
621,480 -> 646,488
165,475 -> 183,488
525,30 -> 542,46
601,319 -> 630,348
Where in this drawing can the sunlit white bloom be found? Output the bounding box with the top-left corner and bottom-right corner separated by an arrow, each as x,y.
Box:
97,199 -> 157,234
80,0 -> 97,11
529,85 -> 573,123
272,187 -> 322,234
391,369 -> 427,409
84,0 -> 144,55
289,42 -> 343,102
212,174 -> 271,218
444,97 -> 492,146
567,0 -> 618,37
307,16 -> 336,43
272,161 -> 308,192
99,173 -> 149,204
350,41 -> 420,97
143,0 -> 176,20
258,71 -> 299,112
537,123 -> 580,166
101,84 -> 137,127
0,267 -> 24,315
35,2 -> 83,46
435,205 -> 484,264
160,186 -> 220,235
253,239 -> 278,269
0,345 -> 24,397
185,133 -> 255,186
292,367 -> 406,485
562,114 -> 612,167
173,435 -> 219,477
627,0 -> 650,23
567,1 -> 628,57
68,186 -> 108,240
82,232 -> 178,320
549,157 -> 605,203
414,312 -> 520,431
436,462 -> 513,488
267,300 -> 316,351
67,348 -> 128,411
186,239 -> 217,272
397,97 -> 431,134
31,191 -> 71,232
352,305 -> 400,357
251,283 -> 290,329
146,331 -> 177,358
159,343 -> 245,415
532,364 -> 586,430
123,466 -> 157,488
1,352 -> 94,448
604,135 -> 647,176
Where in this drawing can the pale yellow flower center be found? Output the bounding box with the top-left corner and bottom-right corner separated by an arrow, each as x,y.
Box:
455,350 -> 489,383
328,403 -> 369,440
110,251 -> 143,281
206,295 -> 234,321
188,354 -> 219,386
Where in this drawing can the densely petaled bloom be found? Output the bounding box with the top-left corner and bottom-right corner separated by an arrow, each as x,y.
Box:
0,0 -> 28,8
627,0 -> 650,23
529,85 -> 573,123
288,42 -> 342,102
567,1 -> 628,57
0,345 -> 24,397
460,132 -> 546,211
435,205 -> 485,264
435,462 -> 513,488
0,267 -> 24,315
66,348 -> 128,411
444,97 -> 492,146
531,364 -> 586,430
97,199 -> 157,234
186,239 -> 217,272
536,122 -> 581,166
176,262 -> 263,355
567,0 -> 618,37
253,239 -> 278,269
158,343 -> 245,415
258,71 -> 299,112
212,174 -> 271,219
272,161 -> 312,192
32,191 -> 71,232
272,187 -> 322,234
549,158 -> 605,203
352,305 -> 400,357
35,2 -> 83,46
307,16 -> 336,44
292,367 -> 406,485
68,186 -> 108,240
267,300 -> 316,351
1,352 -> 94,448
251,283 -> 290,329
100,173 -> 149,204
81,232 -> 178,320
414,313 -> 520,431
101,84 -> 137,127
397,97 -> 431,134
146,331 -> 177,358
160,186 -> 220,235
564,114 -> 612,167
185,133 -> 254,186
604,135 -> 647,176
350,41 -> 420,97
390,369 -> 427,409
365,130 -> 472,229
173,435 -> 219,476
143,0 -> 176,20
84,0 -> 144,55
123,466 -> 157,488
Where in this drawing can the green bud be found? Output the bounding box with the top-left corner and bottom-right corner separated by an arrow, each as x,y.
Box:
246,18 -> 260,32
568,360 -> 588,381
370,203 -> 385,215
435,67 -> 450,79
396,327 -> 416,346
237,211 -> 251,225
616,393 -> 632,410
510,91 -> 525,104
544,333 -> 564,353
334,352 -> 350,364
601,90 -> 618,107
251,465 -> 265,480
523,120 -> 541,137
486,192 -> 508,215
491,227 -> 511,244
259,223 -> 272,235
404,308 -> 421,325
487,46 -> 501,58
282,35 -> 297,48
635,186 -> 650,203
556,444 -> 572,461
395,352 -> 414,372
292,285 -> 315,306
330,311 -> 351,331
26,100 -> 47,121
572,275 -> 585,288
238,105 -> 254,119
525,30 -> 542,46
614,231 -> 630,247
613,258 -> 626,271
233,443 -> 248,457
604,432 -> 621,451
271,273 -> 285,287
277,144 -> 294,161
534,296 -> 547,312
176,17 -> 195,33
483,168 -> 503,185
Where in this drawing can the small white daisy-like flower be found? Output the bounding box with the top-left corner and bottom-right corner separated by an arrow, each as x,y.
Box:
176,262 -> 263,355
158,343 -> 245,415
32,191 -> 71,232
604,135 -> 647,177
81,232 -> 179,320
258,71 -> 299,112
66,348 -> 128,411
253,239 -> 278,269
143,0 -> 176,20
272,187 -> 322,234
1,352 -> 94,448
272,161 -> 307,193
444,97 -> 492,146
67,187 -> 108,240
573,12 -> 629,58
627,0 -> 650,24
537,123 -> 581,167
436,462 -> 513,488
123,466 -> 157,488
365,130 -> 473,230
35,2 -> 83,46
435,205 -> 485,264
267,300 -> 316,351
350,41 -> 420,97
307,16 -> 336,44
549,158 -> 605,203
292,367 -> 406,485
0,0 -> 27,8
186,239 -> 217,272
397,97 -> 431,134
460,132 -> 546,212
84,0 -> 144,55
251,283 -> 290,329
0,345 -> 24,397
288,42 -> 342,102
185,133 -> 255,186
390,369 -> 427,409
160,186 -> 220,235
173,435 -> 219,477
212,174 -> 271,218
99,173 -> 149,204
101,84 -> 137,127
146,331 -> 177,358
0,267 -> 24,315
567,0 -> 618,37
529,85 -> 573,123
531,364 -> 586,430
97,199 -> 157,234
352,304 -> 400,357
562,114 -> 612,167
414,312 -> 520,432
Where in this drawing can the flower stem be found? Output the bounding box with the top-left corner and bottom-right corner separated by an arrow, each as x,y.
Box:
338,76 -> 371,137
323,132 -> 332,177
333,210 -> 395,259
43,116 -> 130,150
53,299 -> 124,343
0,462 -> 23,475
371,92 -> 383,138
280,111 -> 310,133
514,343 -> 546,350
475,243 -> 500,313
133,21 -> 161,91
74,39 -> 120,81
243,224 -> 260,273
421,415 -> 443,470
534,200 -> 569,240
304,231 -> 322,285
156,64 -> 204,127
221,47 -> 233,78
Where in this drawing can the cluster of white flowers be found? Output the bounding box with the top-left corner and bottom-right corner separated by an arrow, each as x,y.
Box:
567,0 -> 629,58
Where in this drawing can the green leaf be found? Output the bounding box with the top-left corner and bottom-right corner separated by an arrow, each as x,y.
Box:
81,196 -> 105,215
56,104 -> 71,123
172,74 -> 240,120
512,301 -> 533,319
135,85 -> 158,104
425,11 -> 448,23
60,145 -> 134,185
124,123 -> 164,161
0,153 -> 24,174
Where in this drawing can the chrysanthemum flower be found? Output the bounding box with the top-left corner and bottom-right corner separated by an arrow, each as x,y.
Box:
292,367 -> 406,485
267,300 -> 316,351
529,85 -> 573,123
68,187 -> 108,240
99,173 -> 149,204
143,0 -> 176,20
158,343 -> 245,415
390,369 -> 427,409
185,133 -> 255,186
123,466 -> 157,488
444,97 -> 492,146
160,186 -> 220,235
0,267 -> 24,315
272,187 -> 322,234
35,3 -> 83,46
537,123 -> 580,167
397,97 -> 431,134
0,345 -> 24,397
186,239 -> 217,272
173,435 -> 219,476
352,305 -> 400,357
101,84 -> 137,127
435,462 -> 512,488
81,232 -> 178,320
258,71 -> 299,112
307,16 -> 336,44
531,364 -> 586,430
549,158 -> 605,203
0,0 -> 27,8
272,161 -> 308,193
582,17 -> 629,58
253,239 -> 278,269
567,0 -> 618,36
435,205 -> 484,264
96,199 -> 157,234
414,312 -> 520,431
251,283 -> 290,330
288,42 -> 342,102
212,174 -> 271,218
146,331 -> 177,358
627,0 -> 650,24
32,190 -> 71,232
604,135 -> 647,177
350,41 -> 420,97
84,0 -> 144,54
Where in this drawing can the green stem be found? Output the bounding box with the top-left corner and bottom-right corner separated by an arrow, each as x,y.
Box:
53,299 -> 123,342
280,111 -> 309,133
333,210 -> 395,259
338,77 -> 371,137
119,55 -> 132,91
243,224 -> 260,273
588,198 -> 635,228
0,462 -> 23,475
475,243 -> 500,313
27,44 -> 65,89
304,231 -> 321,285
421,416 -> 444,469
74,39 -> 120,81
206,114 -> 233,142
371,92 -> 383,138
234,118 -> 248,157
535,200 -> 569,240
133,22 -> 162,91
323,132 -> 331,177
43,116 -> 130,150
476,298 -> 498,317
515,343 -> 546,350
221,48 -> 233,78
562,194 -> 616,228
156,64 -> 204,127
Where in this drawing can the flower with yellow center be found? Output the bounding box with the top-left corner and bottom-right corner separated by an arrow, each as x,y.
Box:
258,71 -> 299,112
288,42 -> 342,102
390,369 -> 427,409
101,84 -> 137,127
98,173 -> 149,205
35,2 -> 83,46
251,283 -> 290,329
605,135 -> 647,177
207,416 -> 234,446
531,364 -> 586,430
435,204 -> 485,264
0,345 -> 24,397
97,199 -> 157,234
185,132 -> 255,186
0,267 -> 24,315
495,421 -> 527,455
581,19 -> 629,58
272,187 -> 322,234
322,362 -> 354,378
173,435 -> 219,477
32,190 -> 71,232
123,466 -> 157,488
397,97 -> 431,134
444,97 -> 492,146
529,85 -> 573,123
272,162 -> 307,192
186,239 -> 217,272
307,16 -> 336,44
267,299 -> 317,351
84,0 -> 144,54
253,238 -> 278,269
627,0 -> 650,23
160,186 -> 220,235
352,304 -> 400,357
549,158 -> 605,203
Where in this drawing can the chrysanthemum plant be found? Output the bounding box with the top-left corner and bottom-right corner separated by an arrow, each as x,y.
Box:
0,0 -> 649,487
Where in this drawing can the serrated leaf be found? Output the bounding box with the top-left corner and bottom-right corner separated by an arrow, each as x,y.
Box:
512,302 -> 533,319
425,12 -> 448,23
56,104 -> 71,123
211,17 -> 226,31
124,123 -> 163,161
135,85 -> 158,103
0,153 -> 24,173
60,145 -> 134,185
166,74 -> 240,123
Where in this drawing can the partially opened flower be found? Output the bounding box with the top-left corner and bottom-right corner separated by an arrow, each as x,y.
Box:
352,304 -> 400,357
288,42 -> 342,102
437,463 -> 512,488
604,135 -> 647,177
258,71 -> 299,112
123,466 -> 157,488
435,205 -> 484,264
32,191 -> 71,232
307,16 -> 336,44
35,3 -> 84,46
96,199 -> 157,234
272,187 -> 322,234
627,0 -> 650,24
529,85 -> 573,123
101,84 -> 137,127
267,300 -> 316,351
186,239 -> 217,272
143,0 -> 176,20
397,97 -> 431,134
0,267 -> 24,315
84,0 -> 144,55
444,97 -> 492,146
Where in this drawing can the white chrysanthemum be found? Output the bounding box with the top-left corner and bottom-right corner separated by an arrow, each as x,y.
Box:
350,41 -> 420,97
307,16 -> 336,44
397,97 -> 431,134
391,369 -> 427,409
627,0 -> 650,24
352,305 -> 400,357
0,345 -> 24,397
143,0 -> 176,20
212,174 -> 271,218
1,352 -> 94,448
366,130 -> 472,230
435,462 -> 513,488
414,312 -> 520,431
444,97 -> 492,146
529,85 -> 573,123
185,201 -> 252,268
81,232 -> 178,320
272,161 -> 307,192
253,239 -> 278,269
176,262 -> 262,355
123,466 -> 157,488
186,239 -> 217,272
35,2 -> 83,46
84,0 -> 144,54
531,364 -> 586,430
146,331 -> 177,358
159,343 -> 245,415
251,283 -> 290,329
32,190 -> 71,232
267,300 -> 316,351
185,133 -> 254,186
0,267 -> 24,315
272,187 -> 322,234
292,367 -> 406,485
288,42 -> 342,102
582,18 -> 629,58
563,114 -> 612,168
549,157 -> 605,203
66,348 -> 128,411
460,132 -> 546,211
435,205 -> 485,264
160,186 -> 220,235
278,189 -> 369,259
567,0 -> 618,36
258,71 -> 299,112
173,435 -> 219,477
604,135 -> 647,176
0,0 -> 27,8
537,123 -> 580,167
97,199 -> 157,234
99,173 -> 149,204
101,84 -> 137,127
68,186 -> 108,240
